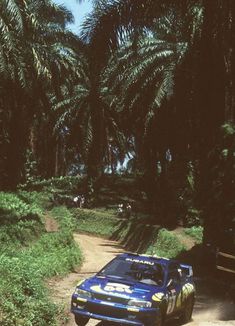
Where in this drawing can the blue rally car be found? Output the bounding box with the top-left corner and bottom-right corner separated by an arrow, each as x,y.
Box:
71,253 -> 195,326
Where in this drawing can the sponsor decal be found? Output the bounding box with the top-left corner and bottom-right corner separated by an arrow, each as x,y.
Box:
90,283 -> 133,295
90,285 -> 106,294
126,258 -> 154,265
104,283 -> 133,294
152,292 -> 164,302
173,283 -> 195,310
182,283 -> 194,300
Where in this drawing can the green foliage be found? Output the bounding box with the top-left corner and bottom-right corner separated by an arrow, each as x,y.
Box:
19,177 -> 85,209
0,0 -> 81,188
0,228 -> 81,325
24,150 -> 39,185
50,206 -> 78,232
0,192 -> 42,224
17,190 -> 53,210
221,123 -> 235,136
0,193 -> 82,325
184,226 -> 203,244
185,207 -> 201,227
73,208 -> 119,237
147,229 -> 186,258
202,122 -> 235,246
0,254 -> 57,326
104,36 -> 181,121
25,176 -> 83,192
0,221 -> 43,255
0,192 -> 44,254
20,231 -> 81,278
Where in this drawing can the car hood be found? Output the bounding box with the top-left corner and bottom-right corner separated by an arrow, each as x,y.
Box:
79,275 -> 163,301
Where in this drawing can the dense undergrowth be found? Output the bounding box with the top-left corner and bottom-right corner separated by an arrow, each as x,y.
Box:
0,192 -> 82,325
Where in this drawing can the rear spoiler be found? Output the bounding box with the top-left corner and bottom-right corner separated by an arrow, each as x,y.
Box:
180,264 -> 193,277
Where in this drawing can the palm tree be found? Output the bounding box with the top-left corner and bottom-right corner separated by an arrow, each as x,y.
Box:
81,0 -> 235,229
54,49 -> 127,184
0,0 -> 81,189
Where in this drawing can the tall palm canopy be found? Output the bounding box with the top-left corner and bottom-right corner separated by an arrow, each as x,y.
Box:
0,0 -> 81,188
0,0 -> 234,246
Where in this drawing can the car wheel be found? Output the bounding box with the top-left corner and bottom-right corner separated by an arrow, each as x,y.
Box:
74,315 -> 89,326
179,296 -> 194,324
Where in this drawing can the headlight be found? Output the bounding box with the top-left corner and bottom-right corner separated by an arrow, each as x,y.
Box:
74,288 -> 92,299
128,299 -> 152,308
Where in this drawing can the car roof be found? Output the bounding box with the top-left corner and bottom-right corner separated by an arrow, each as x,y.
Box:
117,252 -> 172,266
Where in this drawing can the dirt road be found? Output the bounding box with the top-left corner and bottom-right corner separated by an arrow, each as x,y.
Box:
49,233 -> 235,326
49,234 -> 124,326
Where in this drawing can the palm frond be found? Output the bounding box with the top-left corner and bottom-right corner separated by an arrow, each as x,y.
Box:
0,0 -> 23,34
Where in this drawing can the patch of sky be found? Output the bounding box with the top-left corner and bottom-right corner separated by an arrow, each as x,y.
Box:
52,0 -> 93,34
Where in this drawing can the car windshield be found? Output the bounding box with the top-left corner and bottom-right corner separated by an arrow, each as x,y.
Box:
98,257 -> 164,286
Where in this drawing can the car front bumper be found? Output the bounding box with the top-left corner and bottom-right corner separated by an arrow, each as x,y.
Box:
71,295 -> 159,325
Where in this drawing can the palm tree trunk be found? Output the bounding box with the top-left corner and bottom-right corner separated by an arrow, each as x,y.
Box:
0,104 -> 7,189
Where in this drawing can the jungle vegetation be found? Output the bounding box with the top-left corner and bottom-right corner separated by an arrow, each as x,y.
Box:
0,0 -> 235,248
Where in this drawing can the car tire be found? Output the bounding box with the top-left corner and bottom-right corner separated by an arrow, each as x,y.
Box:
74,315 -> 89,326
179,295 -> 194,324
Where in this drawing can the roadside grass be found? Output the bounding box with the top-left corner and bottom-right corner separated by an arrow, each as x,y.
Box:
184,226 -> 203,244
50,206 -> 78,232
71,208 -> 120,237
72,208 -> 186,258
146,229 -> 186,258
0,194 -> 82,325
0,192 -> 44,254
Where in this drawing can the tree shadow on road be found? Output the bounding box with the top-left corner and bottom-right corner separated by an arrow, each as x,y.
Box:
110,218 -> 160,253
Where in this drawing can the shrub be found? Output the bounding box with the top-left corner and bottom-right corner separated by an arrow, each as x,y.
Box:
0,220 -> 43,254
0,253 -> 57,325
21,176 -> 83,193
0,192 -> 42,224
18,190 -> 53,210
146,228 -> 186,258
0,192 -> 43,254
0,196 -> 82,325
0,227 -> 82,325
185,207 -> 201,227
50,206 -> 77,231
184,226 -> 203,244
